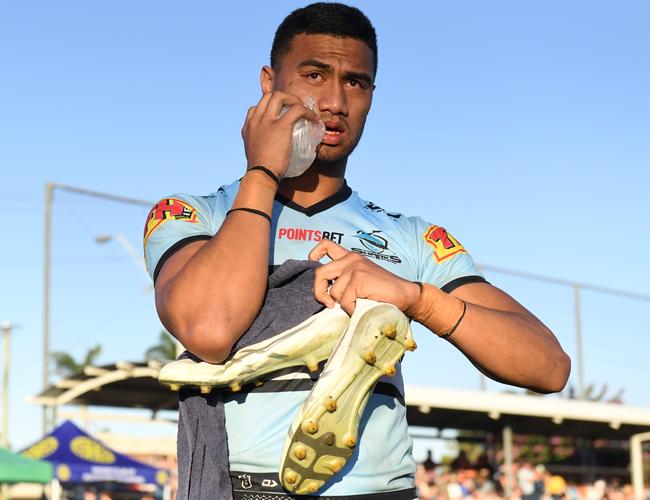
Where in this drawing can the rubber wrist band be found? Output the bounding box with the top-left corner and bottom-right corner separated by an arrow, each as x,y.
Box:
413,281 -> 424,299
441,300 -> 467,339
226,207 -> 272,224
247,165 -> 281,186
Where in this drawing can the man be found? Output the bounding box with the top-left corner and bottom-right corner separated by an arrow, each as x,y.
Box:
144,3 -> 570,499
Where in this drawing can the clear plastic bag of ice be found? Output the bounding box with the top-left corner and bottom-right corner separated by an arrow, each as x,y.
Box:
279,96 -> 325,178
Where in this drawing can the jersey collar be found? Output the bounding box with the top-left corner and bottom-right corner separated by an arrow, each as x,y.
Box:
274,181 -> 352,217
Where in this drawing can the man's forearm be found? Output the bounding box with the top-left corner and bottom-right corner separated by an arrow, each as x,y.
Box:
408,282 -> 570,393
448,302 -> 570,393
156,173 -> 278,362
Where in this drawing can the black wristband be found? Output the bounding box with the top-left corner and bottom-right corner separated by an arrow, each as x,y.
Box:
247,165 -> 281,186
441,300 -> 467,339
226,207 -> 272,224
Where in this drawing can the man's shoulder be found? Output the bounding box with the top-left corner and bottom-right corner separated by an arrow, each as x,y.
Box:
143,181 -> 239,247
348,190 -> 427,231
348,190 -> 471,259
151,180 -> 239,213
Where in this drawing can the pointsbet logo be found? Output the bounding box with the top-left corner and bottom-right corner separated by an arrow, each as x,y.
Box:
277,227 -> 343,244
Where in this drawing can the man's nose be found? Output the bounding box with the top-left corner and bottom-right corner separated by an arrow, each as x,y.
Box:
316,81 -> 348,116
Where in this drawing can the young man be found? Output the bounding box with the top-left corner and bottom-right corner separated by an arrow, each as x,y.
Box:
144,3 -> 570,499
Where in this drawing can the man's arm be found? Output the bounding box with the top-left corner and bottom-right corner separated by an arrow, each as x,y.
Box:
153,92 -> 318,363
154,180 -> 275,364
446,282 -> 569,393
309,239 -> 570,393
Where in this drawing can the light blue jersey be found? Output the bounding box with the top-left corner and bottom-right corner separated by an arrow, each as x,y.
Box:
143,180 -> 485,496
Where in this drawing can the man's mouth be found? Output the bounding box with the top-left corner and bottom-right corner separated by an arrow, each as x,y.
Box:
322,121 -> 345,146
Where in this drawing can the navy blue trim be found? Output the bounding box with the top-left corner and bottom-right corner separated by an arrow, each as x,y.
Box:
153,235 -> 213,283
222,377 -> 405,406
441,275 -> 488,294
275,182 -> 352,217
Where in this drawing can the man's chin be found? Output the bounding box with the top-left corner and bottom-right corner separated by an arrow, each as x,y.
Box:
315,143 -> 354,164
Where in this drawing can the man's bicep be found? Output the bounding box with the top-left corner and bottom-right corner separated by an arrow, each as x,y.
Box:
450,282 -> 532,315
155,239 -> 210,305
450,281 -> 554,333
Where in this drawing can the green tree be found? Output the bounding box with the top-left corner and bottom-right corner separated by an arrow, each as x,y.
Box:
51,344 -> 102,377
144,330 -> 178,363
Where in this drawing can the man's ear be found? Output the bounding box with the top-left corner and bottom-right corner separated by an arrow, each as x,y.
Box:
260,65 -> 274,93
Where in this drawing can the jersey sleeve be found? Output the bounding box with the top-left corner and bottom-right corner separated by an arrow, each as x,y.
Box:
143,193 -> 226,282
412,217 -> 486,293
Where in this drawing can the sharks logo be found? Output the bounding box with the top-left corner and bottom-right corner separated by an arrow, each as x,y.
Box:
354,230 -> 389,254
352,230 -> 402,264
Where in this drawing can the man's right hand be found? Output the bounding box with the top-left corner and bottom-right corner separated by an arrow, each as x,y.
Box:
241,91 -> 319,179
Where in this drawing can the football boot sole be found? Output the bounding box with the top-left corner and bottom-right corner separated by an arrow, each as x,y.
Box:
278,299 -> 416,495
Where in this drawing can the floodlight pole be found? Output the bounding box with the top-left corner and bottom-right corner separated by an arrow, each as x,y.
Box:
478,264 -> 650,399
95,233 -> 150,281
2,321 -> 13,448
573,286 -> 585,396
41,182 -> 152,433
43,183 -> 54,433
502,425 -> 514,498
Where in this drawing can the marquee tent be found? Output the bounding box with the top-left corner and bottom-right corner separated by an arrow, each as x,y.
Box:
21,420 -> 168,487
0,446 -> 52,484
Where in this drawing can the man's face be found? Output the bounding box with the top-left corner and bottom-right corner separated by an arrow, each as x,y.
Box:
266,34 -> 375,164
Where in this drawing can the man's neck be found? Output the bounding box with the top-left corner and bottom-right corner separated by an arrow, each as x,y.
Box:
278,161 -> 347,208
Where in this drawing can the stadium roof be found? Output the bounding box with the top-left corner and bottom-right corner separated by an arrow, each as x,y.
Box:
30,362 -> 650,439
405,385 -> 650,439
31,361 -> 176,412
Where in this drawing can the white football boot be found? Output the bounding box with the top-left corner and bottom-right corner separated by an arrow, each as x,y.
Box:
158,304 -> 350,394
278,299 -> 416,495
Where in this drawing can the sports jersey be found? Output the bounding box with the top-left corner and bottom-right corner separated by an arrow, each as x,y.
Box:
143,180 -> 485,496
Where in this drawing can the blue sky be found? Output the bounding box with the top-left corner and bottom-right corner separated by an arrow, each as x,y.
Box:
1,1 -> 649,454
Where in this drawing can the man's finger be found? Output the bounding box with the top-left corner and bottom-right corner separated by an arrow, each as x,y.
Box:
252,92 -> 273,119
308,239 -> 350,262
277,104 -> 319,127
338,286 -> 359,316
326,272 -> 351,304
241,106 -> 257,136
266,91 -> 308,118
313,265 -> 339,308
312,258 -> 352,306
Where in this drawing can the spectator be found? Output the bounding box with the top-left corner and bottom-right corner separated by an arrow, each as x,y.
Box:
546,473 -> 567,499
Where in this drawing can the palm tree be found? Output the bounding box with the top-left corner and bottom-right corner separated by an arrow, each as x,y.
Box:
567,383 -> 624,404
51,344 -> 102,377
144,330 -> 178,363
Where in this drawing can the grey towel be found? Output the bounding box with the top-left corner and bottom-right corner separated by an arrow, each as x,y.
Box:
175,260 -> 324,500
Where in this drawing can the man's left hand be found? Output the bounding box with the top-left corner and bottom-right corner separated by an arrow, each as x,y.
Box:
309,239 -> 420,315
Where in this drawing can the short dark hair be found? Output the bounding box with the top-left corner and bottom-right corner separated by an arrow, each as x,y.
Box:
271,2 -> 378,75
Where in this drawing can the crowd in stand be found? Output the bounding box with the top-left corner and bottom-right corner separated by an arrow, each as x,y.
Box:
414,452 -> 639,499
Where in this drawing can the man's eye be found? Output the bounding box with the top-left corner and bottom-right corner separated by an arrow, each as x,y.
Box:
307,72 -> 321,80
347,79 -> 366,89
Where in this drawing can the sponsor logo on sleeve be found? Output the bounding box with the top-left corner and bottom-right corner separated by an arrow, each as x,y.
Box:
143,198 -> 199,245
423,225 -> 467,262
